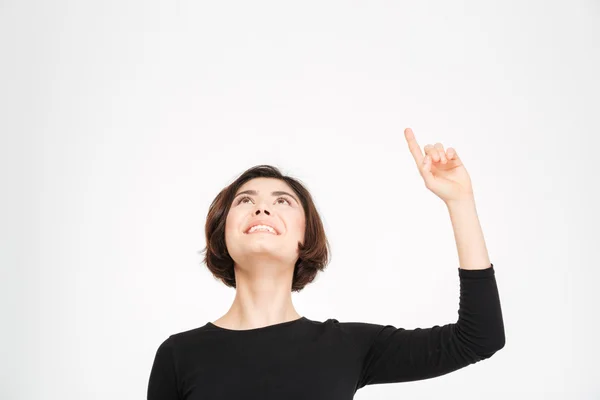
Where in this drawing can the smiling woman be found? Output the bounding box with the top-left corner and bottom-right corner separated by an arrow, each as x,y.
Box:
147,163 -> 505,400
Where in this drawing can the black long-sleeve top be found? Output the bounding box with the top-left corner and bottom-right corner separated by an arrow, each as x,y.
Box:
147,264 -> 505,399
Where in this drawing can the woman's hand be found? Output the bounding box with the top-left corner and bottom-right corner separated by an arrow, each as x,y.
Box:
404,127 -> 474,204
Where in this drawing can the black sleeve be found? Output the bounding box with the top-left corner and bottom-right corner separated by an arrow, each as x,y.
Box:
147,336 -> 181,400
356,263 -> 505,389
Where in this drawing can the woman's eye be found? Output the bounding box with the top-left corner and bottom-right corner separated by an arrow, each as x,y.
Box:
238,196 -> 251,204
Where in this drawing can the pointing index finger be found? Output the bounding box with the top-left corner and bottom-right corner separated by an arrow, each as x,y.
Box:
404,128 -> 424,166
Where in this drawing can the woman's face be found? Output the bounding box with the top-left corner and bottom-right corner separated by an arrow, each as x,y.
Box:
225,177 -> 306,267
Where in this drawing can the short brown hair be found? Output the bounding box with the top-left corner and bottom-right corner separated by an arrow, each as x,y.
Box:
199,165 -> 331,292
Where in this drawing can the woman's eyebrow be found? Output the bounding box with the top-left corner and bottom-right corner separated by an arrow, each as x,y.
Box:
234,190 -> 299,204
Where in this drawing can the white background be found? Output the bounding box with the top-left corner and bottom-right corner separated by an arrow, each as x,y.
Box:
2,0 -> 599,398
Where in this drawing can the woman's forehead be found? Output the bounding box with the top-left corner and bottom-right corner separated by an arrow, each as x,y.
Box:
238,178 -> 290,192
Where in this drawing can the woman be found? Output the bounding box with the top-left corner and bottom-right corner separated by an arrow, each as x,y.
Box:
147,128 -> 505,399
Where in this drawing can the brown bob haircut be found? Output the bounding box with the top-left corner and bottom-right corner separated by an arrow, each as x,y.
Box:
200,164 -> 331,293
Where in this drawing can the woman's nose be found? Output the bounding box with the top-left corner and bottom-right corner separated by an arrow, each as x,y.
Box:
255,209 -> 270,215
